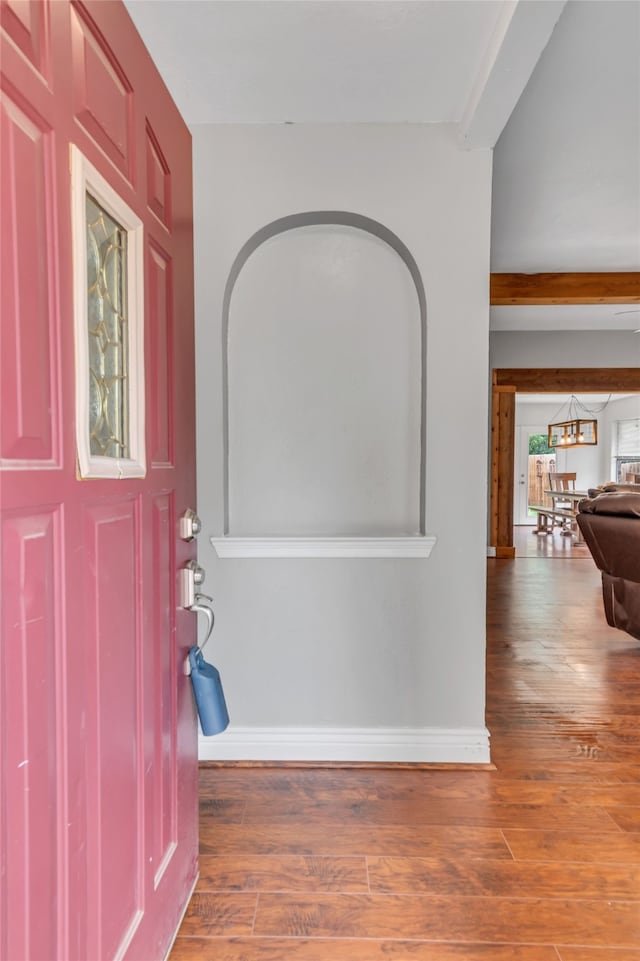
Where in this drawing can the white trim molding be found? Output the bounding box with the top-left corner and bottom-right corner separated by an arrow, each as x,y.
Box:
210,535 -> 437,559
71,145 -> 146,480
198,725 -> 491,764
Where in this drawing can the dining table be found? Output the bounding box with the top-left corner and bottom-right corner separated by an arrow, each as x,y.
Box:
543,489 -> 589,506
543,489 -> 589,543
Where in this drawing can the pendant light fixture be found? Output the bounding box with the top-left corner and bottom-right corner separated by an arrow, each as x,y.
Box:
547,395 -> 609,449
547,417 -> 597,448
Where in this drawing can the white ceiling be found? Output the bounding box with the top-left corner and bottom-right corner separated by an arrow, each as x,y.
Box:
125,0 -> 501,123
490,0 -> 640,331
491,0 -> 640,275
124,0 -> 561,130
125,0 -> 639,334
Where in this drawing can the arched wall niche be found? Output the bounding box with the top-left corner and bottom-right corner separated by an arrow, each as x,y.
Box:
221,211 -> 427,541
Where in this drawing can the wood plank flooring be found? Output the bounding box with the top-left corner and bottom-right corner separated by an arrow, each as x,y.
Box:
513,524 -> 591,559
170,554 -> 640,959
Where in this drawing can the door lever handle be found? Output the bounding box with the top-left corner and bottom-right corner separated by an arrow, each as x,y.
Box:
184,602 -> 215,676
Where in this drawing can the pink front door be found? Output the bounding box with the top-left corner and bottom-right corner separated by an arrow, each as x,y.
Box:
1,2 -> 198,958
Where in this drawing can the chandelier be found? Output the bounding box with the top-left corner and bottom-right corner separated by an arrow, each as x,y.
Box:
547,395 -> 606,449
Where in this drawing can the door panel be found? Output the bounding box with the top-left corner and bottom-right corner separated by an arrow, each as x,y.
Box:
83,498 -> 141,960
1,2 -> 198,958
0,0 -> 51,82
70,2 -> 134,181
147,242 -> 174,466
150,492 -> 178,884
145,123 -> 171,229
1,508 -> 61,961
0,90 -> 58,465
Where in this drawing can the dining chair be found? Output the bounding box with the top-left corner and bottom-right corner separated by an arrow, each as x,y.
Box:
548,472 -> 577,528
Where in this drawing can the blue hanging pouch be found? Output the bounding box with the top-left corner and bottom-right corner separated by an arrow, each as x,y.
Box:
188,646 -> 230,736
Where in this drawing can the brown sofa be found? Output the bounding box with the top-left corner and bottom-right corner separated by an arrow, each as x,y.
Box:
577,490 -> 640,641
586,482 -> 640,497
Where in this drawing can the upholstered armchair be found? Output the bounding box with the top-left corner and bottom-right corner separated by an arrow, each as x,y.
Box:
577,490 -> 640,641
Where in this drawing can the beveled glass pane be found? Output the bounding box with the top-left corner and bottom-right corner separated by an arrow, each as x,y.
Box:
86,193 -> 129,458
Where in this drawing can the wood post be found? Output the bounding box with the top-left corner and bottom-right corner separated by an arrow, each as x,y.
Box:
490,384 -> 516,558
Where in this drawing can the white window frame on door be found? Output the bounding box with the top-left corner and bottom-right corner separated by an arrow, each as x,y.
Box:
71,145 -> 146,479
514,424 -> 553,526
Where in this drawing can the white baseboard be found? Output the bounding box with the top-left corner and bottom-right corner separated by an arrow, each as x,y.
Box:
486,545 -> 496,557
198,725 -> 491,764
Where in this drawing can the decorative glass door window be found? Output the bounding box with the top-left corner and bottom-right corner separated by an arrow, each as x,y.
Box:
72,147 -> 145,478
86,194 -> 129,458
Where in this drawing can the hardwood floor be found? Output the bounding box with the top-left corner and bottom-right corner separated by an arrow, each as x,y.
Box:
512,524 -> 591,559
170,556 -> 640,959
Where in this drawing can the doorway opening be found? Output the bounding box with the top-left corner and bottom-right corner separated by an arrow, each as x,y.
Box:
490,368 -> 640,559
513,408 -> 589,559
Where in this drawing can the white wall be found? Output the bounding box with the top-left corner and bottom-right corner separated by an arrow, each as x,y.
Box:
193,124 -> 492,762
490,331 -> 640,371
599,395 -> 640,482
491,0 -> 640,271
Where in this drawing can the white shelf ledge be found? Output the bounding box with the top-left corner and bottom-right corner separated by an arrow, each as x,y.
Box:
210,535 -> 437,559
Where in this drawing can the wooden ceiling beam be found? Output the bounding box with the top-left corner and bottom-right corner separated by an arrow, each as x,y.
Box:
490,272 -> 640,305
493,368 -> 640,392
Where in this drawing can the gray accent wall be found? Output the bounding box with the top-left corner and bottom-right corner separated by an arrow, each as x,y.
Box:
193,124 -> 492,753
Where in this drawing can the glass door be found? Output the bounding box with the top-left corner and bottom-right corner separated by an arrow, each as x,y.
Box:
514,426 -> 556,525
